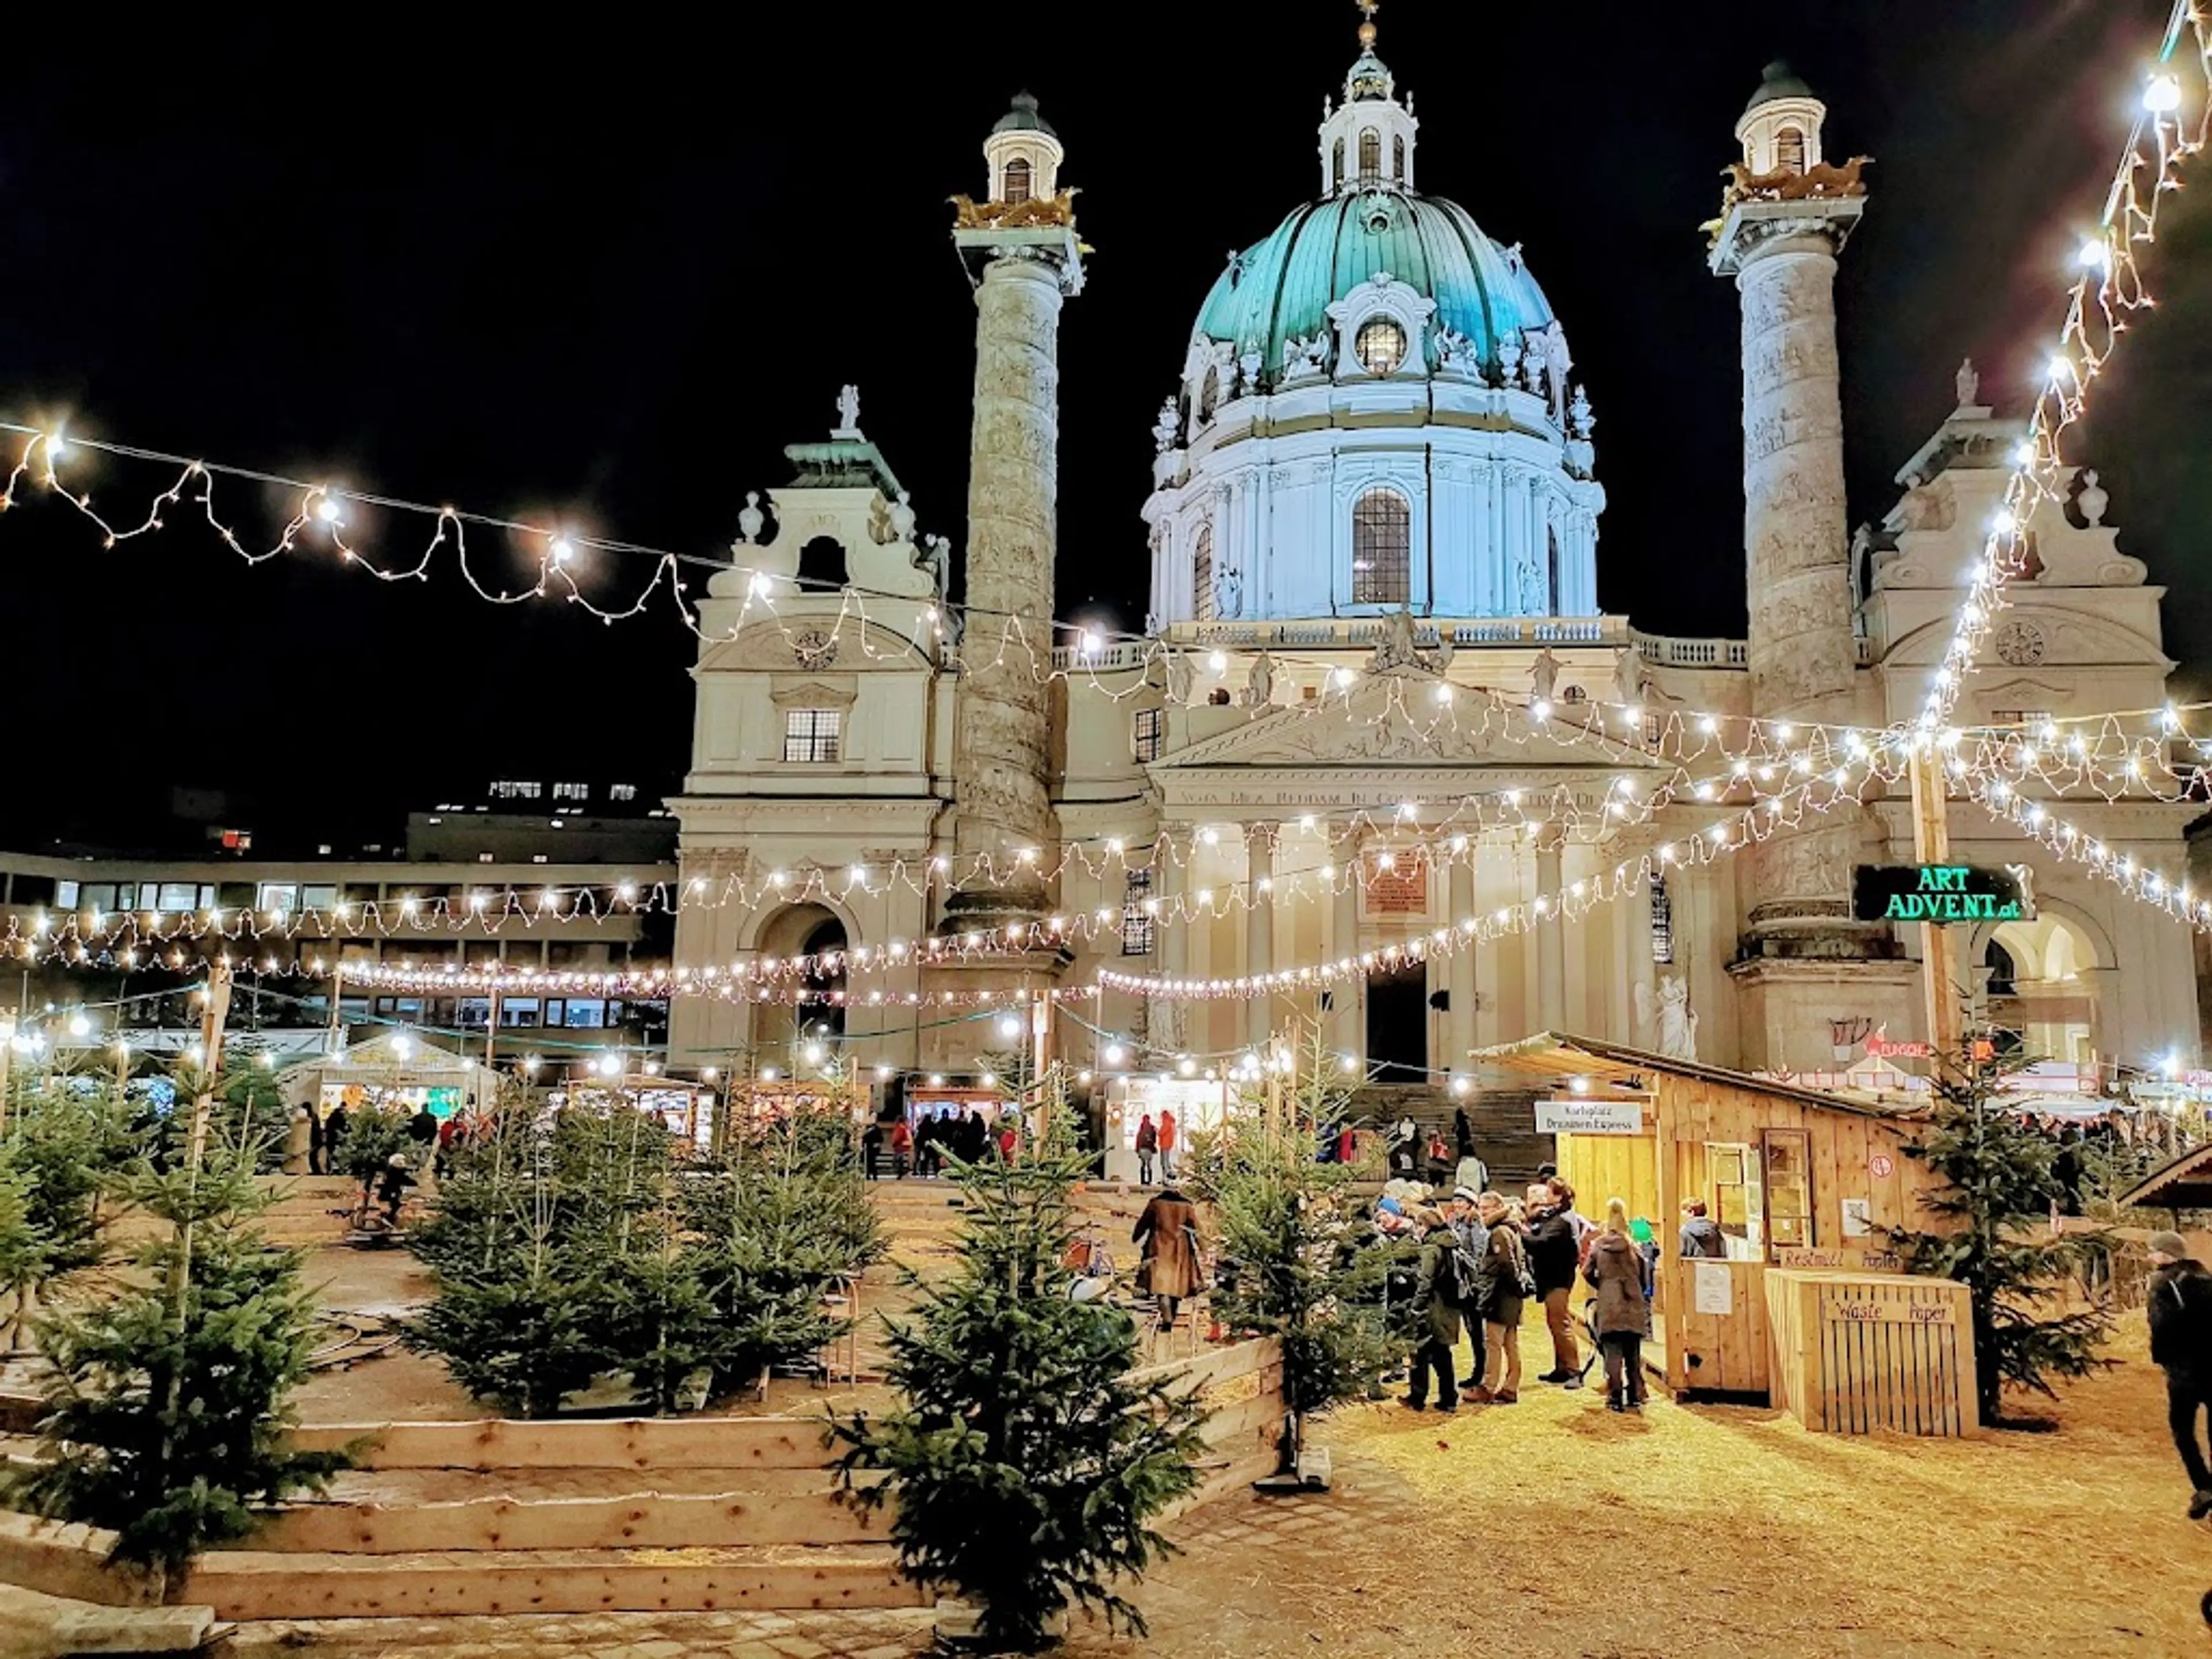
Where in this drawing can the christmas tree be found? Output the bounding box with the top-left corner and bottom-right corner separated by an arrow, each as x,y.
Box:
9,1113 -> 345,1570
1188,1019 -> 1406,1472
1892,1054 -> 2111,1426
835,1062 -> 1206,1652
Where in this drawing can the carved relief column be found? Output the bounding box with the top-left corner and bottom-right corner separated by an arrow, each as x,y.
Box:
1711,155 -> 1870,957
1245,828 -> 1274,1049
1154,838 -> 1188,1054
946,188 -> 1084,929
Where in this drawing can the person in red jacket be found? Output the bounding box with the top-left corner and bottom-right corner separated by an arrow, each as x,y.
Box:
1158,1109 -> 1179,1180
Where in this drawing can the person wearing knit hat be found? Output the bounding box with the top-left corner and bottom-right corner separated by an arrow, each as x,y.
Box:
2146,1230 -> 2212,1518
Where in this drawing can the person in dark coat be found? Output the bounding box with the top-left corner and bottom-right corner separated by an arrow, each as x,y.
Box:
1453,1106 -> 1476,1161
1134,1113 -> 1158,1185
1468,1192 -> 1526,1402
1523,1185 -> 1582,1388
1584,1198 -> 1653,1411
2147,1230 -> 2212,1516
1678,1198 -> 1726,1259
323,1102 -> 351,1175
1132,1185 -> 1203,1329
1401,1207 -> 1462,1412
1448,1187 -> 1489,1392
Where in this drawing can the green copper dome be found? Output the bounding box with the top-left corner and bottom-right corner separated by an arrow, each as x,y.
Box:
1192,188 -> 1557,381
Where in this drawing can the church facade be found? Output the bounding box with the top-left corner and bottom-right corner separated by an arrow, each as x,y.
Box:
666,28 -> 2198,1093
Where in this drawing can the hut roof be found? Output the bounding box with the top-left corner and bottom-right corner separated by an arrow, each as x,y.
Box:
1468,1032 -> 1921,1123
2118,1140 -> 2212,1213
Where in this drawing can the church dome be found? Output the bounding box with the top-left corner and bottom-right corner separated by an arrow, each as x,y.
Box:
1191,190 -> 1558,384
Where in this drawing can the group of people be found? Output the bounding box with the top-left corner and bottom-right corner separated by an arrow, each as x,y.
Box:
861,1106 -> 1014,1179
1388,1171 -> 1658,1416
1132,1109 -> 1178,1185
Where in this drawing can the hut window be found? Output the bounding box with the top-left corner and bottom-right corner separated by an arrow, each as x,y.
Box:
1774,125 -> 1806,175
1002,157 -> 1033,205
1763,1130 -> 1813,1248
1707,1142 -> 1763,1248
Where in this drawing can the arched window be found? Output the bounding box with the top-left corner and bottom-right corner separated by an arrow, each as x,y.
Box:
1332,138 -> 1346,190
1199,366 -> 1220,422
1358,128 -> 1381,183
1393,134 -> 1406,181
1350,490 -> 1410,605
1546,526 -> 1562,615
1984,938 -> 2017,998
797,535 -> 848,590
1002,157 -> 1033,204
1774,125 -> 1806,175
1192,525 -> 1215,622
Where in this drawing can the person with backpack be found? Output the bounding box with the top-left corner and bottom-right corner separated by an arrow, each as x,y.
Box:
1448,1187 -> 1490,1392
2147,1231 -> 2212,1516
1402,1206 -> 1463,1412
1134,1113 -> 1158,1185
1468,1191 -> 1528,1403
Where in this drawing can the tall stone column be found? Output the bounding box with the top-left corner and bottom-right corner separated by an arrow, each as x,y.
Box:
1446,852 -> 1476,1068
945,103 -> 1084,930
1329,854 -> 1362,1061
1534,840 -> 1565,1032
1245,830 -> 1274,1050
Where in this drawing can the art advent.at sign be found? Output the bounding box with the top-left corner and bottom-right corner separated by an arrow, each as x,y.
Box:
1851,864 -> 2032,926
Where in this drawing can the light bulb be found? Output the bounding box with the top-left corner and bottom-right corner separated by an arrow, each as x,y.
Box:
550,537 -> 575,565
1208,650 -> 1228,674
2145,74 -> 2183,114
762,1066 -> 779,1081
1339,1053 -> 1357,1074
803,1041 -> 825,1065
1080,630 -> 1103,656
1104,1042 -> 1126,1065
315,494 -> 343,525
67,1013 -> 89,1037
997,1013 -> 1023,1040
1177,1056 -> 1196,1076
2078,237 -> 2112,271
2047,354 -> 2073,383
1331,667 -> 1355,690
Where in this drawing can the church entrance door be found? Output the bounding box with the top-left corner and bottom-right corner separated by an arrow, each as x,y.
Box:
1366,963 -> 1427,1084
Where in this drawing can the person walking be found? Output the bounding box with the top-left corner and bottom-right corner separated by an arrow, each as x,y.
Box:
1401,1206 -> 1462,1412
1134,1113 -> 1158,1185
1585,1197 -> 1652,1411
889,1116 -> 913,1179
1157,1109 -> 1179,1181
1524,1183 -> 1583,1388
1133,1183 -> 1203,1331
323,1101 -> 351,1176
1467,1191 -> 1526,1403
1678,1198 -> 1726,1258
2147,1230 -> 2212,1517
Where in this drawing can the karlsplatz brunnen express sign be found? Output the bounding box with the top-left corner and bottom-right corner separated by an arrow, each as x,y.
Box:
1852,864 -> 2033,925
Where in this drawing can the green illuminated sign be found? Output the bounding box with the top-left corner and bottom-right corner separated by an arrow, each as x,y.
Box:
1853,864 -> 2031,925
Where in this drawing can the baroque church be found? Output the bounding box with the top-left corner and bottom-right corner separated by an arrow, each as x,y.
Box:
665,18 -> 2197,1098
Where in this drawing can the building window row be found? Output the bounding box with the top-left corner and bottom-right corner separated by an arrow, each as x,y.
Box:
1351,488 -> 1411,606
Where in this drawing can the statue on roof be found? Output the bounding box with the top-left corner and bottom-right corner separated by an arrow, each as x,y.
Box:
1955,358 -> 1980,411
834,385 -> 862,438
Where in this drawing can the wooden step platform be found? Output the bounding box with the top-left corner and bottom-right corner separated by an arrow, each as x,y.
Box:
176,1543 -> 924,1621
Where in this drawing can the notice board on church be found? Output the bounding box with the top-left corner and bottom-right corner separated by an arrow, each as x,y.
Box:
1363,851 -> 1430,917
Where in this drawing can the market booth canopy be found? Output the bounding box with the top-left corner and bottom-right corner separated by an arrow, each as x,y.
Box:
2118,1140 -> 2212,1212
1471,1035 -> 1973,1433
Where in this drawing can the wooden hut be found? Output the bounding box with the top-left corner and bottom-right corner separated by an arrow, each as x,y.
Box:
1473,1034 -> 1976,1432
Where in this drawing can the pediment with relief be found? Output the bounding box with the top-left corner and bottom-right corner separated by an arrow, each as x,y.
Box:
1152,692 -> 1627,772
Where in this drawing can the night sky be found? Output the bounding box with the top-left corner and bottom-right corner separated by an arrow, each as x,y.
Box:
0,2 -> 2204,848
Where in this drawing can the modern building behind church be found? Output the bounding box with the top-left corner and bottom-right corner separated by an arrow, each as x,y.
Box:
664,20 -> 2199,1092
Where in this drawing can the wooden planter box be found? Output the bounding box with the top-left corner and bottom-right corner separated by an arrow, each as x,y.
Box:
1763,1270 -> 1978,1436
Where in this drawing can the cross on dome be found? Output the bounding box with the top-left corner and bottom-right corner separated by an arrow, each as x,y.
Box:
1319,0 -> 1412,192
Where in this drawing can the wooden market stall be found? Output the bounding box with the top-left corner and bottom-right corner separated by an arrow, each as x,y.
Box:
1473,1034 -> 1974,1430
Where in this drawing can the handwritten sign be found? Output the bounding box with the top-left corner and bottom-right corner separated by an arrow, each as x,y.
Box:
1840,1198 -> 1872,1238
1827,1296 -> 1953,1325
1772,1245 -> 1903,1272
1691,1260 -> 1734,1316
1868,1153 -> 1895,1180
1535,1098 -> 1645,1135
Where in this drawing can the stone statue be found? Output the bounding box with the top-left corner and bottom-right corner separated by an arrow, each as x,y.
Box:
1431,630 -> 1455,675
1143,610 -> 1162,638
1497,332 -> 1523,387
1245,649 -> 1276,707
1370,602 -> 1421,673
1153,398 -> 1180,454
921,533 -> 950,593
1514,543 -> 1546,615
735,491 -> 766,546
1955,358 -> 1980,410
1569,384 -> 1593,437
1529,646 -> 1560,706
1635,975 -> 1699,1061
1164,648 -> 1194,704
887,489 -> 917,544
1612,643 -> 1651,708
1238,350 -> 1264,397
834,384 -> 862,437
1218,566 -> 1243,620
2076,467 -> 2109,527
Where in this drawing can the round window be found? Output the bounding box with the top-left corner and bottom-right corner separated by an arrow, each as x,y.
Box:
1355,317 -> 1407,375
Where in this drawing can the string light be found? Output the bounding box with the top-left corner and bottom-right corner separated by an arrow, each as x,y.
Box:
1924,0 -> 2210,732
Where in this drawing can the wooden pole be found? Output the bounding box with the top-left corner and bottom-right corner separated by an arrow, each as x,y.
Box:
0,1007 -> 14,1141
1908,747 -> 1964,1060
